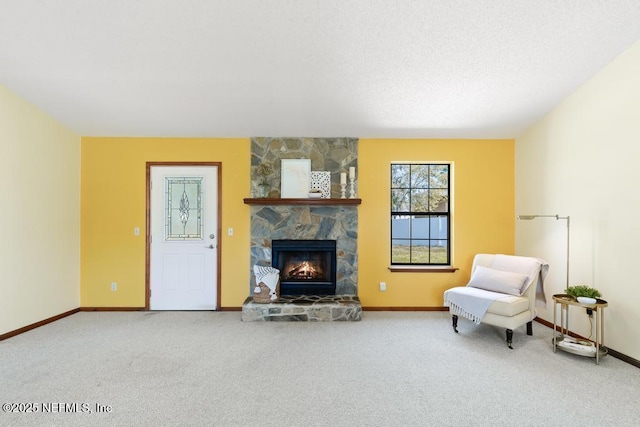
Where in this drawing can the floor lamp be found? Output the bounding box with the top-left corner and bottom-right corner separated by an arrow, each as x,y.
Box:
517,214 -> 570,290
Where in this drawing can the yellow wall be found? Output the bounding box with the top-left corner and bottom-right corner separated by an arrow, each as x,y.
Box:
1,85 -> 80,335
81,137 -> 250,308
81,137 -> 513,309
358,138 -> 515,307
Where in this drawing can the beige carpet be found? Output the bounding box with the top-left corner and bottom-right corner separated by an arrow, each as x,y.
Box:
1,311 -> 639,426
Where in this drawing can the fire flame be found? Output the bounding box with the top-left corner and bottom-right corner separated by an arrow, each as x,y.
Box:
287,261 -> 322,280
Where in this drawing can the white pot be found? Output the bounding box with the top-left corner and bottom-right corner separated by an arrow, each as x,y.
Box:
577,296 -> 597,304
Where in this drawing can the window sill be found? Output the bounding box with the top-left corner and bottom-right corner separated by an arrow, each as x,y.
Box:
388,266 -> 459,273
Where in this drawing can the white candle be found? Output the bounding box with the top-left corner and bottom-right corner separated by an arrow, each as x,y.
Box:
349,167 -> 356,179
340,172 -> 347,184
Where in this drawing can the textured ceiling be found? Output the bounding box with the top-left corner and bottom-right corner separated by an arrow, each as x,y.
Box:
2,0 -> 640,138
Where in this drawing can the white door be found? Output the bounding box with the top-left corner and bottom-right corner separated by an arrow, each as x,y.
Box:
150,166 -> 218,310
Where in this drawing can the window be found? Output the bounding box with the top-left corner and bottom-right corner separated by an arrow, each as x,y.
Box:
391,163 -> 450,265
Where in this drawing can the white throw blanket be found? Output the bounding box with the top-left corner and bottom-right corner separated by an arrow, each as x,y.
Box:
253,265 -> 280,301
444,287 -> 504,324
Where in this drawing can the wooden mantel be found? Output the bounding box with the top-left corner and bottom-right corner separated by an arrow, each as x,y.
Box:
243,198 -> 361,206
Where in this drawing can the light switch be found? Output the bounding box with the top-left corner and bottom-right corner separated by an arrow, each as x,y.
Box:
134,227 -> 140,236
228,227 -> 234,236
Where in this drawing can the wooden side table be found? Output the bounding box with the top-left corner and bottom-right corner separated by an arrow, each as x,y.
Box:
552,294 -> 608,364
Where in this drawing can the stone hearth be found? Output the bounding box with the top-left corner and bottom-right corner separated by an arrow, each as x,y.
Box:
241,295 -> 362,321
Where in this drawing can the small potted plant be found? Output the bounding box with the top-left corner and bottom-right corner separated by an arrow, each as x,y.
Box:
255,163 -> 273,198
564,285 -> 601,304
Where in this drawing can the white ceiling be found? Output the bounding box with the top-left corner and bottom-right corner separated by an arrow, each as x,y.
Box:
2,1 -> 640,138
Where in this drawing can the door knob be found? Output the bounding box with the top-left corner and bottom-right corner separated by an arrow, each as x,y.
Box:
204,244 -> 215,249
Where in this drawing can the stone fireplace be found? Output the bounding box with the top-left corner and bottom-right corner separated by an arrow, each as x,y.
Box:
243,137 -> 362,321
248,137 -> 358,296
249,205 -> 357,295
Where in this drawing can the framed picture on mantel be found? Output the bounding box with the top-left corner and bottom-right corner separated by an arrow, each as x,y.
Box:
281,159 -> 311,198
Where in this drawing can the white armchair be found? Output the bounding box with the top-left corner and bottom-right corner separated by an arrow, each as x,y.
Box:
443,254 -> 548,349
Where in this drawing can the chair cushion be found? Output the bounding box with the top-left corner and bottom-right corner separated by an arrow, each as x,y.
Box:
486,293 -> 530,317
467,266 -> 528,296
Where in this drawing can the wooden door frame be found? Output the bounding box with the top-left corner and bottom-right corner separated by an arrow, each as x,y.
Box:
145,162 -> 223,310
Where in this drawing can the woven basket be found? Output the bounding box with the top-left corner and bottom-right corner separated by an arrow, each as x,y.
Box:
252,280 -> 280,303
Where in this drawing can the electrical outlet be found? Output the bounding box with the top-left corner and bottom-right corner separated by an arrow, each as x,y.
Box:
111,282 -> 117,291
379,282 -> 386,291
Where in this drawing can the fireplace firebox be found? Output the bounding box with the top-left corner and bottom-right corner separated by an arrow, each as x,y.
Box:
271,239 -> 337,296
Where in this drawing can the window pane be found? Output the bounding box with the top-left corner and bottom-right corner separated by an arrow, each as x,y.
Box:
410,215 -> 428,239
391,240 -> 411,263
391,189 -> 409,212
391,189 -> 410,212
391,216 -> 410,239
410,164 -> 429,188
391,164 -> 410,188
430,216 -> 448,239
429,165 -> 449,188
429,189 -> 449,212
411,240 -> 429,263
410,189 -> 429,212
429,241 -> 448,264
